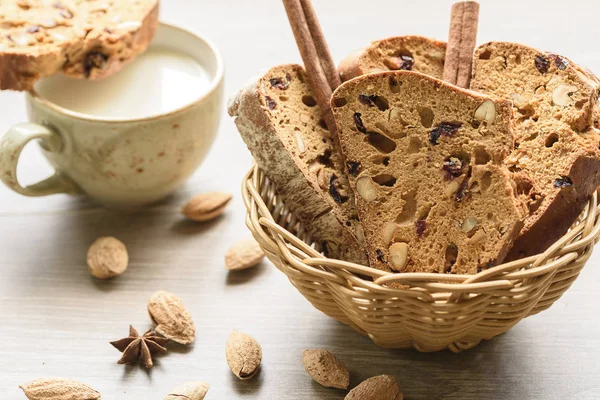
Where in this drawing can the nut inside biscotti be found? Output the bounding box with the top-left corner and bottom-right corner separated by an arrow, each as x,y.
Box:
339,35 -> 447,82
471,42 -> 600,258
332,71 -> 527,274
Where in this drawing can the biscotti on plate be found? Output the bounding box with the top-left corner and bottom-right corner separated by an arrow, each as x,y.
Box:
471,42 -> 600,259
331,71 -> 527,274
228,64 -> 368,264
0,0 -> 159,91
338,35 -> 446,82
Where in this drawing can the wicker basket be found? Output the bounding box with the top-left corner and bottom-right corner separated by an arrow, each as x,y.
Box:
242,164 -> 600,352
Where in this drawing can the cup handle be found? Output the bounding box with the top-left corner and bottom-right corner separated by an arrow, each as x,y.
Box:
0,122 -> 78,196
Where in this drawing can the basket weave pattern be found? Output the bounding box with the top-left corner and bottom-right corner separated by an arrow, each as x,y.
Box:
242,164 -> 600,352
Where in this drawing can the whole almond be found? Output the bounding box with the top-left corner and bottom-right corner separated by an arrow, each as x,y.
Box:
473,99 -> 496,123
86,237 -> 128,279
148,291 -> 195,345
302,349 -> 350,389
345,375 -> 403,400
164,381 -> 209,400
226,330 -> 262,380
225,238 -> 265,271
181,192 -> 232,222
552,84 -> 578,106
20,378 -> 101,400
389,242 -> 409,272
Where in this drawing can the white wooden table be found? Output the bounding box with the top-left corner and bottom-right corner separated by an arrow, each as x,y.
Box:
1,1 -> 599,398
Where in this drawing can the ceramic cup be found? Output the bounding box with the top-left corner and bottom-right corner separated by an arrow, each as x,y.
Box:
0,22 -> 223,207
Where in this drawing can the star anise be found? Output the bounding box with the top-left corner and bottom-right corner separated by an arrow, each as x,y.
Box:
110,326 -> 169,369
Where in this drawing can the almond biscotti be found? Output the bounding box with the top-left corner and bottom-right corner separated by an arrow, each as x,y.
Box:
331,71 -> 527,274
0,0 -> 159,91
471,42 -> 600,259
338,35 -> 446,82
229,64 -> 367,264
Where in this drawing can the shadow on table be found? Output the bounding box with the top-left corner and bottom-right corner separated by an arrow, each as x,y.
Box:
225,262 -> 268,286
30,192 -> 234,289
308,318 -> 545,400
169,214 -> 225,236
229,365 -> 264,396
166,342 -> 195,355
119,362 -> 159,381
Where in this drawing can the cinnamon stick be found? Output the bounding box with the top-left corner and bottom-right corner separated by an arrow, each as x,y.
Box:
282,0 -> 341,147
300,0 -> 342,91
443,1 -> 480,88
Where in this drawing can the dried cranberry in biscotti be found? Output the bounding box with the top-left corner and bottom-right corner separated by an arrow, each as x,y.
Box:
83,51 -> 108,77
429,122 -> 461,145
535,54 -> 550,74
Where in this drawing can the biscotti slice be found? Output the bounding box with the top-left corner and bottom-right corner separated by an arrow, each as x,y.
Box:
228,64 -> 367,264
331,71 -> 527,274
471,42 -> 600,258
338,36 -> 446,82
0,0 -> 159,91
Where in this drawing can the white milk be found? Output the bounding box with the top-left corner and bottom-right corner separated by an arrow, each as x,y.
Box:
35,45 -> 212,119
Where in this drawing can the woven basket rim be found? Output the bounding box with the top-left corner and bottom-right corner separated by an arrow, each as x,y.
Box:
242,164 -> 599,292
242,163 -> 599,351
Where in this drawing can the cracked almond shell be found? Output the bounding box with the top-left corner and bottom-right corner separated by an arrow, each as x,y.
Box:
164,381 -> 209,400
226,330 -> 262,380
345,375 -> 403,400
181,192 -> 232,222
20,378 -> 101,400
148,290 -> 195,345
302,349 -> 350,389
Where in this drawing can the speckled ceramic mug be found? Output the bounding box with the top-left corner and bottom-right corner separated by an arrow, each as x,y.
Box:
0,23 -> 223,207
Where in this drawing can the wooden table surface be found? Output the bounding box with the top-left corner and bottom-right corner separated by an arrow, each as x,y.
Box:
1,1 -> 599,399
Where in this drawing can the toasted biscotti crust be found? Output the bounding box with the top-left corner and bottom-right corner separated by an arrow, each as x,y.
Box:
575,65 -> 600,129
229,64 -> 367,264
0,0 -> 159,91
471,42 -> 600,259
338,36 -> 446,82
331,71 -> 526,274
